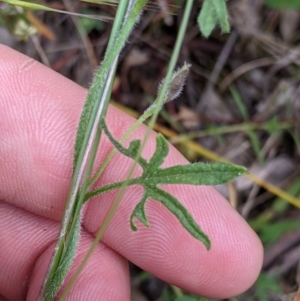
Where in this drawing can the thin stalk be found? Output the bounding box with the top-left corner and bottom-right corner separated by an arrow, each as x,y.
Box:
39,1 -> 131,300
148,0 -> 193,130
58,1 -> 148,300
86,178 -> 142,200
145,97 -> 185,132
59,0 -> 129,272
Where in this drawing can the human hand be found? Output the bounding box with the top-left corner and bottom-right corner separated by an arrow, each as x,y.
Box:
0,45 -> 263,301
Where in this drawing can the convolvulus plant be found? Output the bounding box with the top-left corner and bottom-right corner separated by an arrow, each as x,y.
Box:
2,0 -> 237,300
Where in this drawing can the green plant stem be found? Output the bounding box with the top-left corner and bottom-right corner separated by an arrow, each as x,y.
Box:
148,0 -> 193,131
86,178 -> 140,199
145,97 -> 185,132
57,2 -> 148,300
40,1 -> 140,300
59,1 -> 195,298
62,0 -> 130,276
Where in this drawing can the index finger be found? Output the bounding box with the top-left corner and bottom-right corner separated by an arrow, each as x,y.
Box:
0,44 -> 263,298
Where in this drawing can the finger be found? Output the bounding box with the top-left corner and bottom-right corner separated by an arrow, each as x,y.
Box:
0,45 -> 263,298
0,201 -> 130,301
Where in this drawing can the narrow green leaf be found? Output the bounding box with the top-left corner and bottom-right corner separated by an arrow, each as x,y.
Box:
102,123 -> 247,186
101,119 -> 148,168
146,134 -> 169,173
85,161 -> 247,200
74,90 -> 95,167
128,140 -> 142,157
130,193 -> 149,230
43,218 -> 81,301
151,162 -> 247,186
147,185 -> 211,250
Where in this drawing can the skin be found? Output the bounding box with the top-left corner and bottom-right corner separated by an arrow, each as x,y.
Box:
0,44 -> 263,301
